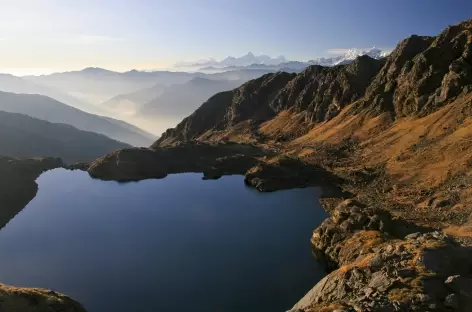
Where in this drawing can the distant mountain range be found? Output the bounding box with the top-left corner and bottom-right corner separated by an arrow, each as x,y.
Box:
177,48 -> 391,72
0,91 -> 156,146
0,49 -> 388,141
176,52 -> 287,68
99,72 -> 270,121
0,73 -> 106,115
0,110 -> 130,163
24,68 -> 273,106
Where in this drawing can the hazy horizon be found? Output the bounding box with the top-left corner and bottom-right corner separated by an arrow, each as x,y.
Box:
1,0 -> 471,76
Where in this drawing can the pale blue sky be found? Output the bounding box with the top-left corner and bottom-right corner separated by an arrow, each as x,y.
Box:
0,0 -> 471,74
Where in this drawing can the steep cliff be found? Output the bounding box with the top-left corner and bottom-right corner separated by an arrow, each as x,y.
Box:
356,19 -> 472,117
270,55 -> 385,122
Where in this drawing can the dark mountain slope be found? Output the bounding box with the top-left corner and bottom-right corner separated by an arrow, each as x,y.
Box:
0,91 -> 155,146
0,111 -> 130,163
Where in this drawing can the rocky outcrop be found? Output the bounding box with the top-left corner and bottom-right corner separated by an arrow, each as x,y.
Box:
0,283 -> 86,312
88,142 -> 269,181
0,156 -> 64,230
88,142 -> 343,192
357,19 -> 472,117
244,155 -> 342,192
271,55 -> 385,123
290,200 -> 472,312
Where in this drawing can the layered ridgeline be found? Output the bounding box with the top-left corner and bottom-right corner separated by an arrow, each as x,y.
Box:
89,19 -> 472,311
0,91 -> 156,146
102,78 -> 245,119
101,84 -> 167,114
25,67 -> 273,106
0,110 -> 130,163
0,73 -> 104,115
139,78 -> 245,119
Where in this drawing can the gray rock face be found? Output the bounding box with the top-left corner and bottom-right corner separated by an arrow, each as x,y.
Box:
290,200 -> 472,312
271,55 -> 385,123
357,19 -> 472,118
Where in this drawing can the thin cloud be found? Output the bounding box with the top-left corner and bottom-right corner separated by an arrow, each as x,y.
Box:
327,48 -> 353,55
327,47 -> 394,55
67,35 -> 122,45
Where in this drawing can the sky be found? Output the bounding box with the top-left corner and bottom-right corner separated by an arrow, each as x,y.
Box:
0,0 -> 471,75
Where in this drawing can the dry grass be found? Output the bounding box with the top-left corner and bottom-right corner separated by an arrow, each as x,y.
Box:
271,93 -> 472,226
0,283 -> 85,312
444,225 -> 472,238
338,253 -> 376,273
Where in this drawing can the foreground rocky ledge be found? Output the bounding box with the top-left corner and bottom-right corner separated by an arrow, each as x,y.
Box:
0,283 -> 86,312
290,200 -> 472,312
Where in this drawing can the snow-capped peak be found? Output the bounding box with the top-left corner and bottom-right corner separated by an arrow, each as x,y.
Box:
308,47 -> 390,67
173,48 -> 390,72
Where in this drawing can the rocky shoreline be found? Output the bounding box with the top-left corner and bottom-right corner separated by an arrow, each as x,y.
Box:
3,142 -> 472,311
87,140 -> 472,312
290,199 -> 472,312
87,142 -> 342,191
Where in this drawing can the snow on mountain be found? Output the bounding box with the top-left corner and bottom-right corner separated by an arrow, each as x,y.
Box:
179,52 -> 287,68
176,48 -> 391,72
308,47 -> 390,67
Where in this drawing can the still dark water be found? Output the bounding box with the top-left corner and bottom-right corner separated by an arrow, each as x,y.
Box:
0,169 -> 328,312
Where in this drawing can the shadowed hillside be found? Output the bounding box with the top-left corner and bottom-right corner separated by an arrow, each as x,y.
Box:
0,111 -> 130,163
0,91 -> 156,146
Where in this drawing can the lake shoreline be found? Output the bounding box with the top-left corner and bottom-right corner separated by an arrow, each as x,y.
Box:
0,164 -> 330,312
88,141 -> 472,311
4,141 -> 472,311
